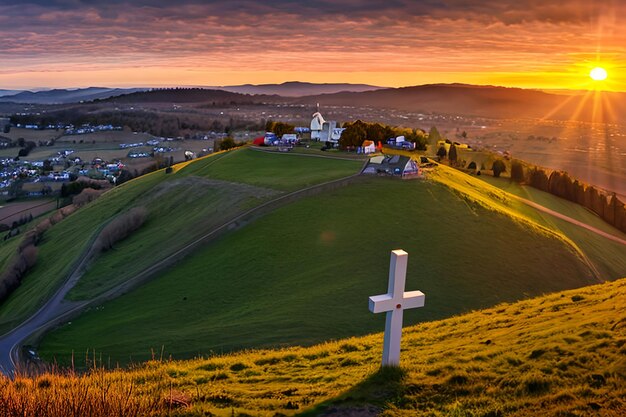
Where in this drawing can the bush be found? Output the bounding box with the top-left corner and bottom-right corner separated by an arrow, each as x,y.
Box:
73,188 -> 104,207
0,244 -> 38,302
219,137 -> 238,151
96,207 -> 147,252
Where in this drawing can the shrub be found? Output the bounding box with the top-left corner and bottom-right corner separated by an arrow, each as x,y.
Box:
96,207 -> 148,252
0,244 -> 38,302
73,188 -> 104,207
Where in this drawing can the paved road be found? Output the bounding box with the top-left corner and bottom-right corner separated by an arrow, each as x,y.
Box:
0,253 -> 92,376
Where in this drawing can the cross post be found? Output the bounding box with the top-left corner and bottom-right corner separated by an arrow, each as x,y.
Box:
368,249 -> 425,366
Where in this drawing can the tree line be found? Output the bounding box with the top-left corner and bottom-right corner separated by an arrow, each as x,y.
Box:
510,160 -> 626,233
10,109 -> 265,138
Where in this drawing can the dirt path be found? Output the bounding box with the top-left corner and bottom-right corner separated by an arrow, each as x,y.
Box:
511,194 -> 626,247
0,155 -> 368,377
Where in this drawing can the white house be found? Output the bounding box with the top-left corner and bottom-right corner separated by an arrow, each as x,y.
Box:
362,140 -> 376,154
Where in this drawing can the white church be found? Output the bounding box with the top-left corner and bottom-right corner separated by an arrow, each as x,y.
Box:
310,110 -> 344,144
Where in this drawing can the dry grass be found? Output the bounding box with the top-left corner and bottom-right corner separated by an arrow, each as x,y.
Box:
3,278 -> 625,416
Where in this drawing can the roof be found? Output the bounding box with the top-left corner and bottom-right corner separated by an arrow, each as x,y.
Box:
310,112 -> 325,130
363,140 -> 375,147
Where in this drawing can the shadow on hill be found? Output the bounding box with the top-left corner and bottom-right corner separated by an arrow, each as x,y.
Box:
298,366 -> 407,417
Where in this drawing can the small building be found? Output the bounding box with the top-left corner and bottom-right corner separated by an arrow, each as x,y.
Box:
310,112 -> 326,140
362,140 -> 376,154
363,155 -> 421,178
310,111 -> 344,144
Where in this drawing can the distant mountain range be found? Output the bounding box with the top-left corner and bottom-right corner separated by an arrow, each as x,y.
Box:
299,83 -> 626,123
1,83 -> 624,123
0,90 -> 24,98
213,81 -> 383,97
0,87 -> 148,104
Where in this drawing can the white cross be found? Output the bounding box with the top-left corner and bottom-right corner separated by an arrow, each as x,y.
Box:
369,249 -> 425,367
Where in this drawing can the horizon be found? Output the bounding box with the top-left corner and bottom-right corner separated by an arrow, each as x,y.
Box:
3,81 -> 625,95
1,1 -> 625,92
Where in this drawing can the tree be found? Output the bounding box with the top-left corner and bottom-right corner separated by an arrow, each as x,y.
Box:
492,159 -> 506,178
448,144 -> 458,164
42,159 -> 52,173
339,120 -> 367,148
436,146 -> 447,159
428,126 -> 442,152
510,160 -> 524,183
528,167 -> 549,192
219,137 -> 237,151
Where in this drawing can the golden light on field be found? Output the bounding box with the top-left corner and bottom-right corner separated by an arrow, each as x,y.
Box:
589,67 -> 608,81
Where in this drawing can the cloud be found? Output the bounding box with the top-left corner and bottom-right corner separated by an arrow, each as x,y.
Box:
0,1 -> 624,88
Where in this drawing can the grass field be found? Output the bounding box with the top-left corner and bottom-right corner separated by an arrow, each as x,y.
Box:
0,148 -> 362,334
478,176 -> 626,280
178,147 -> 364,191
38,175 -> 598,365
7,277 -> 626,416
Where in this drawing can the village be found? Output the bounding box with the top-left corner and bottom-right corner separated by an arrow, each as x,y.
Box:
0,107 -> 488,205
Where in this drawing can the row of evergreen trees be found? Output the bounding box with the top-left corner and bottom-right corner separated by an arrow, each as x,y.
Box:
511,160 -> 626,233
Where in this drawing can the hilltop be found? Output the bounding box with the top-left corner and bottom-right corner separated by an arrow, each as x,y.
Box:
31,148 -> 625,366
2,276 -> 625,416
0,147 -> 623,376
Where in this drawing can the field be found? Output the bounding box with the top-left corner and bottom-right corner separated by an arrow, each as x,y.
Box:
0,148 -> 362,334
0,128 -> 217,169
4,277 -> 626,416
0,199 -> 56,227
38,174 -> 598,365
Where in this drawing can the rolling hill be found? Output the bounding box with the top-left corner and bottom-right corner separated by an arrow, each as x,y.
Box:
298,83 -> 626,123
31,148 -> 626,367
3,276 -> 625,416
0,87 -> 148,104
216,81 -> 383,97
0,147 -> 622,380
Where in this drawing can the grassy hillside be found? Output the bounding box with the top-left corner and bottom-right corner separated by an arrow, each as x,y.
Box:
6,278 -> 626,416
39,175 -> 598,365
478,176 -> 626,279
0,148 -> 362,333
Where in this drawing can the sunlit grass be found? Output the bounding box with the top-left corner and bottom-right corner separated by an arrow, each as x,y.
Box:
4,277 -> 625,416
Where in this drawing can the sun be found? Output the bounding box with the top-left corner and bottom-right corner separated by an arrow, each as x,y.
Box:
590,67 -> 608,81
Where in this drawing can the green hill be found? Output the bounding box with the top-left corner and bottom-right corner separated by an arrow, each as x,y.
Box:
38,168 -> 606,364
0,148 -> 363,333
4,277 -> 626,416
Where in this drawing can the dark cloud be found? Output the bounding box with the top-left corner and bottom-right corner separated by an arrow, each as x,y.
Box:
1,0 -> 622,24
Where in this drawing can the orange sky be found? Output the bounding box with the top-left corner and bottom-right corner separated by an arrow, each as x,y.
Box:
1,1 -> 624,91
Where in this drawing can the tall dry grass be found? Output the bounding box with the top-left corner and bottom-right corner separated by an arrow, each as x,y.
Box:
0,369 -> 174,417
